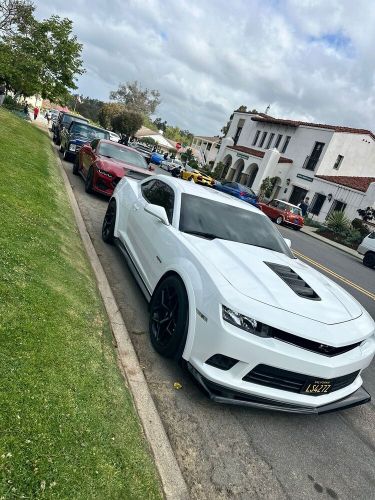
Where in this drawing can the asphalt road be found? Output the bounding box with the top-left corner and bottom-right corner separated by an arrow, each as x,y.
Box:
59,150 -> 375,500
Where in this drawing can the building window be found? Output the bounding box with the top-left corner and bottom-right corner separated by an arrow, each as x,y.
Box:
233,126 -> 242,145
265,133 -> 275,149
304,142 -> 325,171
252,130 -> 261,146
333,154 -> 344,170
309,193 -> 326,216
326,200 -> 347,220
281,135 -> 291,153
258,131 -> 267,148
274,134 -> 283,149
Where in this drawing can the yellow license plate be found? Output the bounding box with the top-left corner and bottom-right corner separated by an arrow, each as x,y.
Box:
303,380 -> 332,395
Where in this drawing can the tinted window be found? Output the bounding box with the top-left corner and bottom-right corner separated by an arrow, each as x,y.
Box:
70,123 -> 108,139
141,180 -> 175,223
98,143 -> 148,169
62,115 -> 87,126
91,139 -> 99,150
179,194 -> 293,256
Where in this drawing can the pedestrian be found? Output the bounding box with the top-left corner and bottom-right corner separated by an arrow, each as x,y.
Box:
119,134 -> 129,146
0,82 -> 6,106
45,110 -> 52,126
163,152 -> 168,160
23,102 -> 29,115
298,197 -> 310,217
152,145 -> 157,152
33,106 -> 39,120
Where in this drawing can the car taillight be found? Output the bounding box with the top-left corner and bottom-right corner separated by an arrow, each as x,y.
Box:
239,191 -> 247,196
197,175 -> 202,181
211,180 -> 215,185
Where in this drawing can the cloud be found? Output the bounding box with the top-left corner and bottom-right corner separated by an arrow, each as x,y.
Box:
33,0 -> 375,134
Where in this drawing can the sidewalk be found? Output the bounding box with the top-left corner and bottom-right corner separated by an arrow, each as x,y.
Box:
301,225 -> 361,259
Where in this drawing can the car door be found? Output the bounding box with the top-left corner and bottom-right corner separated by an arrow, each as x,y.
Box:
125,179 -> 175,291
81,139 -> 99,176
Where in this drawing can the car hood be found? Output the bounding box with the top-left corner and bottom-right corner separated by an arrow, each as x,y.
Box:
185,236 -> 363,325
96,157 -> 152,178
70,135 -> 89,144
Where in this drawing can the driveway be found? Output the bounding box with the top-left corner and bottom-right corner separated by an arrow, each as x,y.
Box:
60,150 -> 375,499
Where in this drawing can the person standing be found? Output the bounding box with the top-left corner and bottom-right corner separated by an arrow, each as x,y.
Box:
33,106 -> 39,120
23,102 -> 29,115
0,82 -> 6,106
298,197 -> 309,217
45,110 -> 52,126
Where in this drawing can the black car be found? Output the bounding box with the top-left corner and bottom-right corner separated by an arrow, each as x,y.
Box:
53,112 -> 89,145
60,121 -> 110,161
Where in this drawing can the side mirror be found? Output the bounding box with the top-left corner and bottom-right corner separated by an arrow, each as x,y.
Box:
144,203 -> 170,226
284,238 -> 292,248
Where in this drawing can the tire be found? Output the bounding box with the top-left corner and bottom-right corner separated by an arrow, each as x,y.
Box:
102,199 -> 116,244
276,216 -> 283,225
149,275 -> 189,359
59,144 -> 64,153
85,166 -> 94,193
63,150 -> 70,161
73,155 -> 80,175
363,252 -> 375,268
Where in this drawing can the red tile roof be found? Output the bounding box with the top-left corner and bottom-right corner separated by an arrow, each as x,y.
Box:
251,115 -> 375,140
315,175 -> 375,192
228,145 -> 293,163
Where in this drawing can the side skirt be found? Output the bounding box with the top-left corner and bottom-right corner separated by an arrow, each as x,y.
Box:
115,238 -> 152,302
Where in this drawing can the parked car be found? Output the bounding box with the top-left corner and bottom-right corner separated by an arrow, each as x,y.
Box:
258,199 -> 304,229
133,144 -> 153,164
180,164 -> 215,187
109,131 -> 120,142
73,139 -> 154,196
213,180 -> 259,207
101,175 -> 375,413
53,112 -> 89,145
357,231 -> 375,268
161,158 -> 183,172
60,121 -> 109,161
150,151 -> 164,165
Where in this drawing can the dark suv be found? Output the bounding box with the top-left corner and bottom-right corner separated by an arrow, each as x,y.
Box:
60,121 -> 110,161
53,112 -> 89,145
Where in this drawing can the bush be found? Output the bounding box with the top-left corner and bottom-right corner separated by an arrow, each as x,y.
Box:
304,216 -> 323,228
325,210 -> 351,234
351,218 -> 370,237
342,228 -> 363,246
3,95 -> 23,111
141,136 -> 156,146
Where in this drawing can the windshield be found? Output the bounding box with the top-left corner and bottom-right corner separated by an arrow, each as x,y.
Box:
179,194 -> 293,256
98,143 -> 148,169
286,206 -> 302,215
224,182 -> 255,195
62,115 -> 87,126
70,123 -> 108,139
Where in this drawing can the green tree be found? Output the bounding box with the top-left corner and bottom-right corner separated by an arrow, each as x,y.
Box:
0,0 -> 33,38
98,102 -> 125,129
111,109 -> 143,136
67,95 -> 104,123
180,148 -> 195,165
0,14 -> 84,101
110,80 -> 161,116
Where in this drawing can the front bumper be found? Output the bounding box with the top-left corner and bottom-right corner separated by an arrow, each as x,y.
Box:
188,363 -> 371,414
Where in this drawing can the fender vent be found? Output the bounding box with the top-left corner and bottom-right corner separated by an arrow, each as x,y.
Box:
265,262 -> 320,300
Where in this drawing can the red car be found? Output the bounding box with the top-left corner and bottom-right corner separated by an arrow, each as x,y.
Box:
258,199 -> 304,230
73,139 -> 154,196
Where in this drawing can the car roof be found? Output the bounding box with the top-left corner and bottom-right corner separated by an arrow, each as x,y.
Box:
153,175 -> 266,215
274,199 -> 301,209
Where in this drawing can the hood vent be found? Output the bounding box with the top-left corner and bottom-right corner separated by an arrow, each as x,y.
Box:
265,262 -> 320,300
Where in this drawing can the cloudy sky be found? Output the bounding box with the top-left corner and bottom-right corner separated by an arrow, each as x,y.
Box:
34,0 -> 375,135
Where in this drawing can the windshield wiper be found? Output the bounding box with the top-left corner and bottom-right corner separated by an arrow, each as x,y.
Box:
183,230 -> 220,240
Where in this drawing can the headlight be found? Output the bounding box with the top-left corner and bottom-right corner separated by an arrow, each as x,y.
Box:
69,144 -> 77,151
222,305 -> 270,337
97,168 -> 113,178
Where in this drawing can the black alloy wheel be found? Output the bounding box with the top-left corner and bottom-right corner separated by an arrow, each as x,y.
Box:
85,166 -> 94,193
73,155 -> 80,175
149,275 -> 189,359
363,252 -> 375,268
102,199 -> 116,244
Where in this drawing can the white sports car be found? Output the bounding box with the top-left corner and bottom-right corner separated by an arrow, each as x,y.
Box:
102,175 -> 375,413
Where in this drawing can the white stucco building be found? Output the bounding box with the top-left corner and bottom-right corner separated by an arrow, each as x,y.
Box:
191,135 -> 220,167
214,111 -> 375,222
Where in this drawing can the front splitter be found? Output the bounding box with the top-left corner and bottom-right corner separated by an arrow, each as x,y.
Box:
187,363 -> 371,414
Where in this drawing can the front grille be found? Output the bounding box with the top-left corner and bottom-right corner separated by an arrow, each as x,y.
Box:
243,364 -> 359,394
269,327 -> 362,357
265,262 -> 320,300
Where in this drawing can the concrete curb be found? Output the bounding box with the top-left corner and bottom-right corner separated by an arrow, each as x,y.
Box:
51,145 -> 189,499
301,227 -> 361,259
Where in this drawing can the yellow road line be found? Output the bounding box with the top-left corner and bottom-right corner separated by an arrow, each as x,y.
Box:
293,250 -> 375,301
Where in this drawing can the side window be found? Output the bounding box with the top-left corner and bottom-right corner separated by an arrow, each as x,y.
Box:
369,232 -> 375,239
91,139 -> 99,150
278,203 -> 286,211
270,200 -> 279,207
141,180 -> 175,223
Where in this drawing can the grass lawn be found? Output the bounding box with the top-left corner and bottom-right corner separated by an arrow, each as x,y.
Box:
0,108 -> 162,499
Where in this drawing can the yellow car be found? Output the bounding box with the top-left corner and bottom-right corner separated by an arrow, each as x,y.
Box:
180,164 -> 216,187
